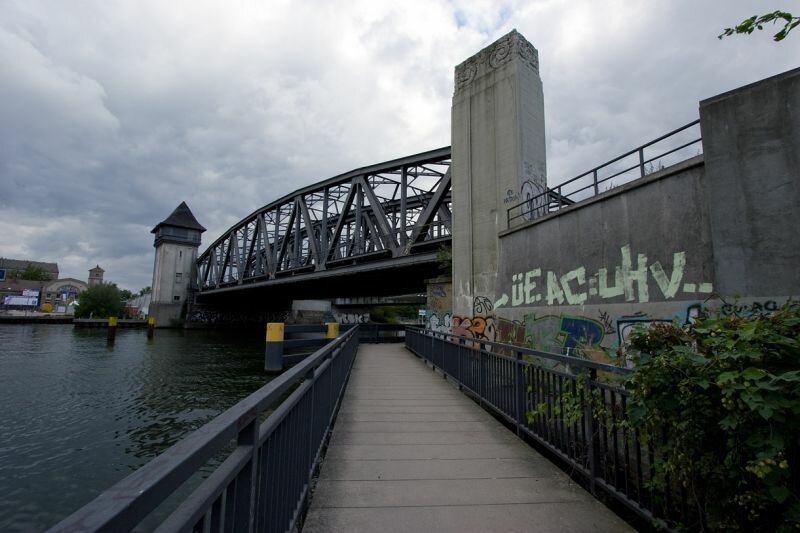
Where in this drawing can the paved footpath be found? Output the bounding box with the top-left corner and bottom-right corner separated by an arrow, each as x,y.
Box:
303,344 -> 633,533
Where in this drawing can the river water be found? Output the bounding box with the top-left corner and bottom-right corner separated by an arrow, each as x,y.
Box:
0,324 -> 270,532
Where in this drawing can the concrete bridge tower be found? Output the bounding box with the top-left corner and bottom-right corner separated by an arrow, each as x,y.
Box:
451,30 -> 547,321
150,202 -> 206,327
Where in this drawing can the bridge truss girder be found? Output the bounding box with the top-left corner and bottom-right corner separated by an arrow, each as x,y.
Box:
196,147 -> 452,293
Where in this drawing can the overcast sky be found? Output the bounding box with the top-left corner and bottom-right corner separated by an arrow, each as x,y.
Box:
0,1 -> 797,291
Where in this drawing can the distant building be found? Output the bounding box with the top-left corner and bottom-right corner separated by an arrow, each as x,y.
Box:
0,258 -> 104,314
0,258 -> 58,281
88,265 -> 105,287
41,278 -> 89,313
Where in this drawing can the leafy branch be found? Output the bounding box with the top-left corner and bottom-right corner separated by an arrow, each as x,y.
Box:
719,11 -> 800,41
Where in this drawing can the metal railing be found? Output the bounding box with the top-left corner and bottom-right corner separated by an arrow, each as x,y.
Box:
508,120 -> 702,227
342,323 -> 407,343
406,327 -> 694,529
51,326 -> 360,532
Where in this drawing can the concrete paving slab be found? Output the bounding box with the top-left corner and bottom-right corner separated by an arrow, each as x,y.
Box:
304,501 -> 631,533
336,412 -> 492,422
311,477 -> 591,508
318,457 -> 558,481
334,420 -> 494,433
330,429 -> 517,446
324,442 -> 538,461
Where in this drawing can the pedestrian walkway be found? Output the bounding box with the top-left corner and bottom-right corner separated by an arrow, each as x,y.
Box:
303,344 -> 632,532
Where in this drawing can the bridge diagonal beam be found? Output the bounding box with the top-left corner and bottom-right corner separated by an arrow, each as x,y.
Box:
357,175 -> 399,256
327,184 -> 357,263
409,169 -> 451,245
297,195 -> 322,268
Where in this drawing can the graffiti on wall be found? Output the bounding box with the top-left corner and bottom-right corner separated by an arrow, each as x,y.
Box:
496,244 -> 714,309
721,300 -> 778,317
520,178 -> 546,221
452,315 -> 496,341
426,312 -> 452,334
489,302 -> 708,363
524,314 -> 605,355
335,312 -> 369,324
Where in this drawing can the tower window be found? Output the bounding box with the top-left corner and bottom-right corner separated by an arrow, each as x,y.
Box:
175,272 -> 183,282
173,295 -> 181,302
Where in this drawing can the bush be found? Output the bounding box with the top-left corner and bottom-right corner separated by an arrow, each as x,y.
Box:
626,302 -> 800,531
74,283 -> 125,319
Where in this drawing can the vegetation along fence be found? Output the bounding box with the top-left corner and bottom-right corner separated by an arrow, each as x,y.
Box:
406,327 -> 696,529
51,326 -> 360,533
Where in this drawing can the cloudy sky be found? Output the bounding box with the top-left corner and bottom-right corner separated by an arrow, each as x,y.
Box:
0,1 -> 796,291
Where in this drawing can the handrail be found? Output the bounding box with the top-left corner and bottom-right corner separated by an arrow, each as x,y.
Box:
405,327 -> 689,529
406,326 -> 630,375
508,119 -> 701,227
50,326 -> 360,532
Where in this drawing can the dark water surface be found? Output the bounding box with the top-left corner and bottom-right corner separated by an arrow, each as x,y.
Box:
0,324 -> 269,532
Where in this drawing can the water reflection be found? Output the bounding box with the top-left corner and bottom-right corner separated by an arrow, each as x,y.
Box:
0,325 -> 269,531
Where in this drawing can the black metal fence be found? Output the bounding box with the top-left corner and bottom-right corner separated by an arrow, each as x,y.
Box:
50,326 -> 360,532
342,323 -> 406,343
406,327 -> 692,529
507,119 -> 701,227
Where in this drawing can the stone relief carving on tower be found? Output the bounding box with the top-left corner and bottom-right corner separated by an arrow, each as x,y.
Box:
454,30 -> 539,94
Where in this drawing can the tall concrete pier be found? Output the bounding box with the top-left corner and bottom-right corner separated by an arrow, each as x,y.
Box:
451,30 -> 546,319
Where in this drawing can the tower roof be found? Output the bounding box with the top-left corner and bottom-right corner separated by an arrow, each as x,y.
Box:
151,201 -> 206,234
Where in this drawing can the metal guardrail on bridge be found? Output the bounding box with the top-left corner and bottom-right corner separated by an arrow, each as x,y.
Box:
507,120 -> 702,227
51,326 -> 360,533
406,327 -> 695,529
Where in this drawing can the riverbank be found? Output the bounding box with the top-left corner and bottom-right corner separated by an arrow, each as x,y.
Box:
0,315 -> 73,324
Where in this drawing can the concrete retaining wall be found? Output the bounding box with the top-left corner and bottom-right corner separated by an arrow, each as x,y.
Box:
452,67 -> 800,363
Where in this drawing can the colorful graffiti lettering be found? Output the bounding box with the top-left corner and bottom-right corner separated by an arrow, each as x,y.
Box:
452,315 -> 496,341
523,314 -> 605,356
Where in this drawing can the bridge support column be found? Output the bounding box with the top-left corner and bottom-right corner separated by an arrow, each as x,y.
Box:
451,30 -> 547,323
265,323 -> 284,373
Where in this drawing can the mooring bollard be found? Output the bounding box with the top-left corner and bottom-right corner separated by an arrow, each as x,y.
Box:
326,322 -> 339,340
265,322 -> 284,373
147,316 -> 156,339
107,316 -> 118,343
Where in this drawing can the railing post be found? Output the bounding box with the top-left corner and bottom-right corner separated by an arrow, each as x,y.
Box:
457,338 -> 463,391
514,351 -> 524,436
233,419 -> 259,532
326,322 -> 339,340
479,343 -> 486,407
638,148 -> 646,178
593,169 -> 599,195
584,368 -> 600,495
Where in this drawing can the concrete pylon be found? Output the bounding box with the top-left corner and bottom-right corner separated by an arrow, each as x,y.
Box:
451,30 -> 546,320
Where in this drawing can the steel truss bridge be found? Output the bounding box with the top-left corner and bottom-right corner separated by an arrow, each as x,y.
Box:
196,147 -> 452,299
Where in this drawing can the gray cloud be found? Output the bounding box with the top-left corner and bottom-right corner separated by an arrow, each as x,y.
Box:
0,0 -> 796,290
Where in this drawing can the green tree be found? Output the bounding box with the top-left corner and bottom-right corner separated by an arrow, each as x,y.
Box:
119,289 -> 133,301
720,11 -> 799,41
74,283 -> 125,319
8,264 -> 51,281
138,286 -> 152,296
436,244 -> 452,277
